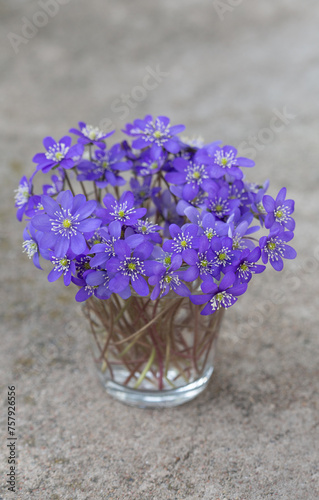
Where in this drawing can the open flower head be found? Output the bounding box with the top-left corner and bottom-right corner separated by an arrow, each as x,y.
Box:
31,190 -> 101,258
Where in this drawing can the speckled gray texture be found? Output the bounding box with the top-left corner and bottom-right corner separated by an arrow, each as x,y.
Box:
1,1 -> 319,499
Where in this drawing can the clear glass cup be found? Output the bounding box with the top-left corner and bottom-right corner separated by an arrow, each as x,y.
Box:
83,292 -> 224,408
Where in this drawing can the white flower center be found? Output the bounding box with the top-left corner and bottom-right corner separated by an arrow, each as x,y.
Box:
119,257 -> 145,280
22,240 -> 37,258
81,125 -> 105,141
172,233 -> 193,253
214,150 -> 236,168
210,291 -> 233,310
14,184 -> 29,207
264,238 -> 285,260
52,256 -> 70,274
160,272 -> 181,291
45,143 -> 69,163
50,209 -> 80,238
186,164 -> 208,185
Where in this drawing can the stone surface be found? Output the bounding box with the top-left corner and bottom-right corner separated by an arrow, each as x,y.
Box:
1,1 -> 319,499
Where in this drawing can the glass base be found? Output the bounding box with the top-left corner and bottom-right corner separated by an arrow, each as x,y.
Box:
96,365 -> 214,408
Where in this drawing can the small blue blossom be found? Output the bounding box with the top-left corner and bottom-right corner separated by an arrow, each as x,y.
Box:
106,239 -> 154,297
42,172 -> 64,197
206,185 -> 240,220
147,257 -> 190,300
184,207 -> 229,241
134,148 -> 168,176
22,224 -> 48,270
99,190 -> 147,226
229,247 -> 266,285
123,115 -> 185,157
70,122 -> 115,148
196,144 -> 254,180
182,235 -> 216,282
165,157 -> 216,201
77,144 -> 132,188
14,176 -> 33,221
162,223 -> 199,259
48,251 -> 76,286
153,190 -> 184,237
33,136 -> 83,173
263,187 -> 295,231
31,190 -> 101,258
130,176 -> 160,206
85,269 -> 113,300
259,227 -> 296,271
89,221 -> 143,268
210,236 -> 235,280
190,272 -> 247,315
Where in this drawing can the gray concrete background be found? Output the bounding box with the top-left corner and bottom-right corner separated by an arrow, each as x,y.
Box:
1,1 -> 319,498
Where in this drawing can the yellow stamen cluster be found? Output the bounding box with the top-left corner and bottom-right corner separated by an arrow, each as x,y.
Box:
55,152 -> 64,162
62,219 -> 72,228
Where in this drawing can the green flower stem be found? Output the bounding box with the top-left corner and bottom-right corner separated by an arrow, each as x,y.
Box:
133,347 -> 156,389
73,166 -> 88,199
64,170 -> 75,196
85,294 -> 223,390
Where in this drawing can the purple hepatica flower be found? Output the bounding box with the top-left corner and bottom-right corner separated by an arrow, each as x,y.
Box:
48,251 -> 76,286
165,157 -> 216,201
147,257 -> 190,300
99,191 -> 147,226
210,236 -> 235,280
85,269 -> 112,300
248,180 -> 270,225
194,141 -> 222,165
227,219 -> 257,255
228,180 -> 251,212
163,223 -> 199,259
106,240 -> 153,297
127,219 -> 162,244
33,136 -> 83,173
183,235 -> 215,282
230,247 -> 266,285
153,190 -> 184,237
123,115 -> 185,157
73,273 -> 97,302
14,176 -> 34,221
263,187 -> 295,231
77,144 -> 132,188
42,172 -> 64,197
199,145 -> 254,180
184,207 -> 229,241
74,254 -> 92,279
73,269 -> 129,302
88,222 -> 121,268
31,190 -> 101,258
22,224 -> 49,270
150,245 -> 182,270
259,227 -> 296,271
89,221 -> 143,268
130,176 -> 160,205
69,122 -> 115,149
190,272 -> 247,316
134,148 -> 168,176
206,185 -> 240,220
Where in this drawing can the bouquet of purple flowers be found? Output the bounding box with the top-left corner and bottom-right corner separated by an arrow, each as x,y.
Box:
15,115 -> 296,315
15,115 -> 297,405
